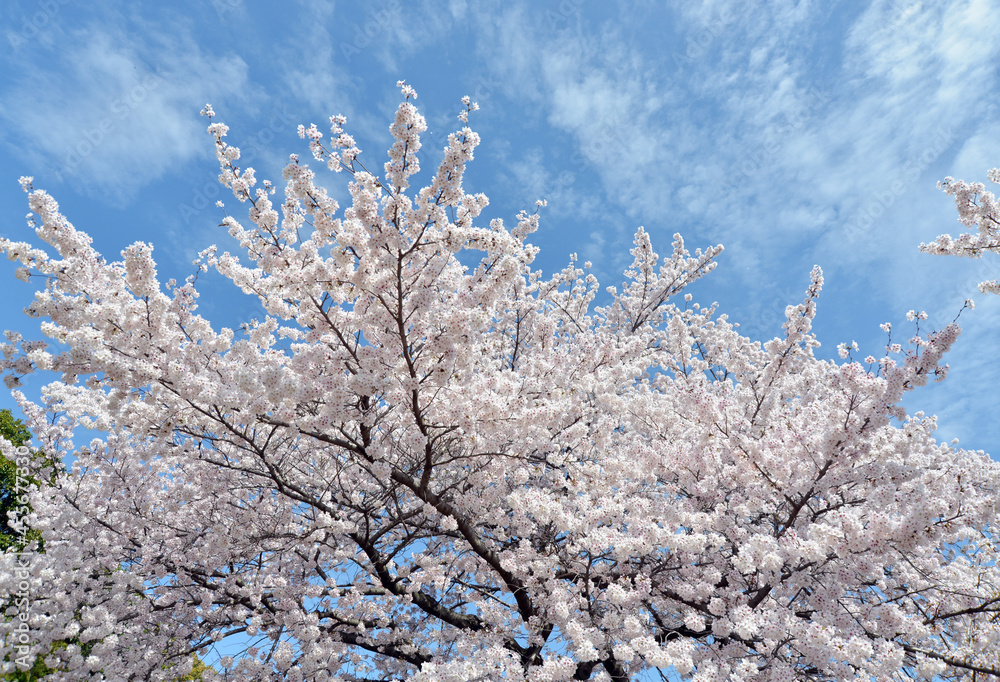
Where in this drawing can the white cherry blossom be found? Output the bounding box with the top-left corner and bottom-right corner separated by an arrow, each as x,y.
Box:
1,86 -> 998,681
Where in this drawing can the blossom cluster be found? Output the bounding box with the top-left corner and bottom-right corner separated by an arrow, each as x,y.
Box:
0,85 -> 998,681
920,167 -> 1000,294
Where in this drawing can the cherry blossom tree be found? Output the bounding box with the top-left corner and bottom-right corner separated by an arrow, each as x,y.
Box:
1,82 -> 999,681
921,168 -> 1000,295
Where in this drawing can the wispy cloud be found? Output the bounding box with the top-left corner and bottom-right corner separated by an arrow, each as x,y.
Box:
0,17 -> 250,205
1,0 -> 997,452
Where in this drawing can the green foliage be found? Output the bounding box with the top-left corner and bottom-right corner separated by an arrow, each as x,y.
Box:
170,654 -> 212,681
0,410 -> 60,554
1,409 -> 48,681
0,409 -> 34,552
0,410 -> 30,448
1,411 -> 214,679
1,652 -> 51,682
1,639 -> 96,682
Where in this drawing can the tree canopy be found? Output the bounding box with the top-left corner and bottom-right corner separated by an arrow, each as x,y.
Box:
0,83 -> 997,681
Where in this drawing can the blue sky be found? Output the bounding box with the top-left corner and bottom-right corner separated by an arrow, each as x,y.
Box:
1,0 -> 998,459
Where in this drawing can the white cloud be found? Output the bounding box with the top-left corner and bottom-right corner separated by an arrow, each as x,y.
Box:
0,20 -> 251,205
276,0 -> 352,118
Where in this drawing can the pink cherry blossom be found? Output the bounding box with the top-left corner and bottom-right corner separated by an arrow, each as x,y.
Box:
1,87 -> 998,681
921,167 -> 1000,295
